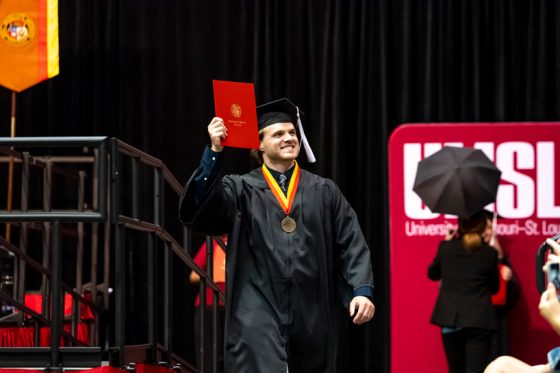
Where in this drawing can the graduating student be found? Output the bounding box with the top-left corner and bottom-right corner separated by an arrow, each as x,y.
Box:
179,98 -> 375,373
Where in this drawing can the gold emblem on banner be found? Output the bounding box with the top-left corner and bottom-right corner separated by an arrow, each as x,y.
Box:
1,14 -> 36,47
231,104 -> 242,118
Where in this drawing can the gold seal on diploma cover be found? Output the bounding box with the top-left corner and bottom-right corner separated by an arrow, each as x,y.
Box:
231,104 -> 242,118
281,216 -> 296,233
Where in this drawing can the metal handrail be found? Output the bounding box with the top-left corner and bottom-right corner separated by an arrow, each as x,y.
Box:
0,136 -> 109,222
0,137 -> 221,372
111,137 -> 224,372
0,136 -> 108,146
0,137 -> 110,368
0,236 -> 99,312
119,216 -> 225,299
114,139 -> 183,194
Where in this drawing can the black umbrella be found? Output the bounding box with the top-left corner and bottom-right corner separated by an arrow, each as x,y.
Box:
412,146 -> 501,218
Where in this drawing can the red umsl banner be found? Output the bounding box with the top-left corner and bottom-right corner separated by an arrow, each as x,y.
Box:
388,122 -> 560,373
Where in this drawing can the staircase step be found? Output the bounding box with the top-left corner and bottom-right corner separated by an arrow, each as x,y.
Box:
0,346 -> 101,368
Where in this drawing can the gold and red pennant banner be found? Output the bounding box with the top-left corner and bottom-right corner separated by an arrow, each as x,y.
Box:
0,0 -> 59,92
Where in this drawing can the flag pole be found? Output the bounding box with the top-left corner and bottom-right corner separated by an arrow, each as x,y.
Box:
5,91 -> 16,242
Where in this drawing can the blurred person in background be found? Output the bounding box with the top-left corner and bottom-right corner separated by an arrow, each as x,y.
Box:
430,210 -> 500,373
484,238 -> 560,373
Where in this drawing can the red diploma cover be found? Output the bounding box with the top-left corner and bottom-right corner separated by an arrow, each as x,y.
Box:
213,80 -> 260,149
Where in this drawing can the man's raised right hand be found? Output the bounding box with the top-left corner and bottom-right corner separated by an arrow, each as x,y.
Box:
208,117 -> 227,152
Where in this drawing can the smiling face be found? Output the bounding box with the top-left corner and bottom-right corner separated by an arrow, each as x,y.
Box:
260,122 -> 300,166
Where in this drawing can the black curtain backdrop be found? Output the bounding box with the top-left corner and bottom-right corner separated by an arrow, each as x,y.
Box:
1,1 -> 560,371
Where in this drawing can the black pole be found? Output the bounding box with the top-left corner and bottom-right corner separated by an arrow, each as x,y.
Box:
213,290 -> 219,373
154,167 -> 164,227
206,237 -> 213,281
199,277 -> 206,373
206,236 -> 214,372
110,139 -> 120,225
50,220 -> 62,370
17,152 -> 30,303
42,162 -> 53,320
115,223 -> 126,367
163,241 -> 173,362
147,232 -> 156,362
204,236 -> 215,373
131,157 -> 139,219
98,139 -> 108,220
111,138 -> 126,366
155,166 -> 172,361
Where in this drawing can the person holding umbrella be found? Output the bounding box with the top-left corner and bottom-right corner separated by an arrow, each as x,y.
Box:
414,146 -> 503,373
429,211 -> 501,373
445,210 -> 519,360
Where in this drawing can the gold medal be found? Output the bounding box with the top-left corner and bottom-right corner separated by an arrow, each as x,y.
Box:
281,216 -> 297,233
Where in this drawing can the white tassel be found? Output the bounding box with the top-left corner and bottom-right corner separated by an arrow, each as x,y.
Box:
296,107 -> 316,163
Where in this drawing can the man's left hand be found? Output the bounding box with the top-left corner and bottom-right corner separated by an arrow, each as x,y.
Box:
349,296 -> 375,325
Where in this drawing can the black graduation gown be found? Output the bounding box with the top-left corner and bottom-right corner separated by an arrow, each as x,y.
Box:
179,165 -> 374,373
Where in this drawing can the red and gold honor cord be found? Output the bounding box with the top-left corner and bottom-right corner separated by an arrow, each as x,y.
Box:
261,162 -> 300,215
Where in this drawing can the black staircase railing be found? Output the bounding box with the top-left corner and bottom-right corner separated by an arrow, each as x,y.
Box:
109,138 -> 225,372
0,136 -> 109,370
0,137 -> 225,373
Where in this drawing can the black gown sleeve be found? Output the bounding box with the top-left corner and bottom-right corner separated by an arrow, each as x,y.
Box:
178,147 -> 236,236
327,180 -> 374,305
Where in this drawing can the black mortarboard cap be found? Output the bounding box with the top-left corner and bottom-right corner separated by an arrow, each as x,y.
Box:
256,98 -> 316,163
257,98 -> 303,130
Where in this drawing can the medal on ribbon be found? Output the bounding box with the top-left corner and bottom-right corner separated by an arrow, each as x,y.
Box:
261,162 -> 300,233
